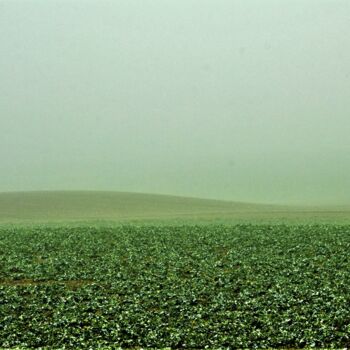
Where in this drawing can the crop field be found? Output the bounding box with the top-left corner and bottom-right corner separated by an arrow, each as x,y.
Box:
0,224 -> 349,349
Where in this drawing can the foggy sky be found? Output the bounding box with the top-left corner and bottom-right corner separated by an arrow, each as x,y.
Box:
1,0 -> 350,205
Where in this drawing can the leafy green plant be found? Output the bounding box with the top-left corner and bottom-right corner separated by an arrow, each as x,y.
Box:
0,224 -> 349,348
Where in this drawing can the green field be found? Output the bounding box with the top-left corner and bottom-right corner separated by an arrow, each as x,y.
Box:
1,192 -> 350,348
0,224 -> 349,348
1,191 -> 350,224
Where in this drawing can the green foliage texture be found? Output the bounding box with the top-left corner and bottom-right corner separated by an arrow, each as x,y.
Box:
0,224 -> 349,348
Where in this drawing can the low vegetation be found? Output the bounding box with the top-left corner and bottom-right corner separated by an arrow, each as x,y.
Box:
0,224 -> 349,348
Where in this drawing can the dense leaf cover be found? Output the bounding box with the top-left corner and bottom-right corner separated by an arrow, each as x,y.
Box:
0,224 -> 349,349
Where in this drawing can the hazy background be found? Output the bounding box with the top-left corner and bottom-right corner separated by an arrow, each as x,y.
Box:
1,0 -> 349,205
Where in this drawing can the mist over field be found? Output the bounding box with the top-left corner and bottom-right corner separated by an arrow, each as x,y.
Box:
2,3 -> 350,348
1,0 -> 349,205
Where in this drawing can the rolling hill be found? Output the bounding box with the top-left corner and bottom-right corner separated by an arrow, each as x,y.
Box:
0,191 -> 349,224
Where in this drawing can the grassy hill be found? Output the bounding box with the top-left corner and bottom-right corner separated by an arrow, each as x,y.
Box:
0,191 -> 349,224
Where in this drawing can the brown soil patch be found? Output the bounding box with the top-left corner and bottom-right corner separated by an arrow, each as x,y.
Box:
0,279 -> 95,288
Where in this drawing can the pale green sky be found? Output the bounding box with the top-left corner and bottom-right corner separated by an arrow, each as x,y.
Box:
1,0 -> 349,204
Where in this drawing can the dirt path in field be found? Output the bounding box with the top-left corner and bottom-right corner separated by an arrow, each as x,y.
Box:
0,279 -> 95,289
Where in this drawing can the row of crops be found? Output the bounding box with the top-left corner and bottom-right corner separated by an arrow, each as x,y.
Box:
0,224 -> 349,348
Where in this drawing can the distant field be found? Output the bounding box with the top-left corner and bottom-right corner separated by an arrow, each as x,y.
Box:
0,191 -> 349,224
